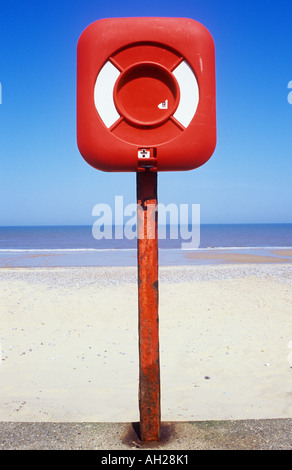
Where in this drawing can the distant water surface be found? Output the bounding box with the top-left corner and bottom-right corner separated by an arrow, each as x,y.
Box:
0,224 -> 291,267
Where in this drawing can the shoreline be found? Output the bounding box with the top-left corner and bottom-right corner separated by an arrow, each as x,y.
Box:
0,247 -> 292,268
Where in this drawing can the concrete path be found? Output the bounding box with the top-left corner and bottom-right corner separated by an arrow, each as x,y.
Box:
0,419 -> 291,450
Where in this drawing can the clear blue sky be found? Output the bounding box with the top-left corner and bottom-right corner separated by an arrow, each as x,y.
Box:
0,0 -> 291,225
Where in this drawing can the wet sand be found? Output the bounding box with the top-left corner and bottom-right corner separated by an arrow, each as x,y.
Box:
271,249 -> 292,257
184,251 -> 292,264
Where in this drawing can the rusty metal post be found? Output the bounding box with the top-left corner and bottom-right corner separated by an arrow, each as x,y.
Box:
136,169 -> 161,441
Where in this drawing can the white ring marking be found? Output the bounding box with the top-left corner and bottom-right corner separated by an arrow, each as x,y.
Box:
172,61 -> 199,128
94,61 -> 121,128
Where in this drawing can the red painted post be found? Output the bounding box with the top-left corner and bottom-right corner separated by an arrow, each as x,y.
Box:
137,169 -> 161,441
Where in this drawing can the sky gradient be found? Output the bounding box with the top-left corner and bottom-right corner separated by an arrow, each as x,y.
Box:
0,0 -> 291,225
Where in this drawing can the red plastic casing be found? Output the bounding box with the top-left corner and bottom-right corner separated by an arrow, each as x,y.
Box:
77,17 -> 216,172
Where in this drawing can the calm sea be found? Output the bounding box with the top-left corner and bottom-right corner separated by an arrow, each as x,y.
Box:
0,224 -> 291,267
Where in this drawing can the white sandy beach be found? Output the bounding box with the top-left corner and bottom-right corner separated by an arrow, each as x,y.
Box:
0,264 -> 292,423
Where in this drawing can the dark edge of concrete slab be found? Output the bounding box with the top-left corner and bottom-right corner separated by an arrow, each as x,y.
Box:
0,419 -> 291,451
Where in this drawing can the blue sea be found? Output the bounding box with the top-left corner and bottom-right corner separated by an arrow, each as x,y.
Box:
0,224 -> 291,267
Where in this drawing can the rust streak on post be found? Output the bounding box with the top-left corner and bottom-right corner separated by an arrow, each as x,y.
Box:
137,169 -> 161,442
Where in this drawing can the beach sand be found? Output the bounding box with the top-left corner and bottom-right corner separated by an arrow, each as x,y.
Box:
0,263 -> 291,423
